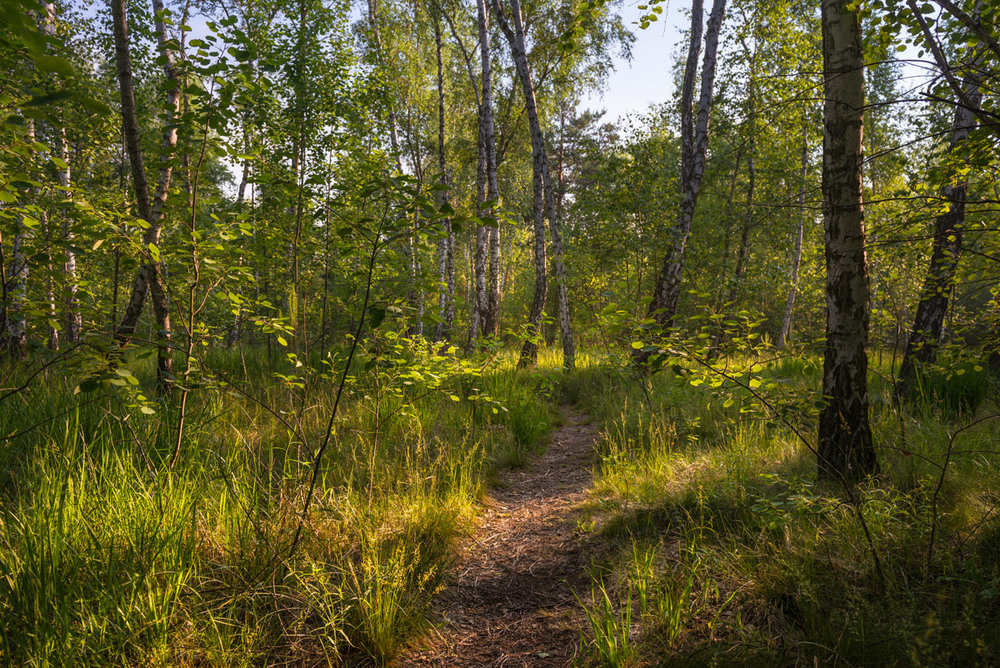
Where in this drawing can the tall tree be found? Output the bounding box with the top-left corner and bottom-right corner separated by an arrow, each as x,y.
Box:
473,0 -> 501,342
897,59 -> 983,397
494,0 -> 562,367
633,0 -> 726,367
432,9 -> 456,343
817,0 -> 877,480
111,0 -> 180,388
777,127 -> 809,348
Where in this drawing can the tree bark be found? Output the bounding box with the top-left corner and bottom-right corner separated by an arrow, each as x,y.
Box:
367,0 -> 404,165
634,0 -> 726,366
470,126 -> 488,348
111,0 -> 178,388
477,0 -> 501,339
718,147 -> 742,293
43,211 -> 58,350
817,0 -> 876,480
5,116 -> 33,359
777,126 -> 809,348
432,12 -> 456,343
897,64 -> 983,397
368,0 -> 422,334
7,203 -> 29,359
494,0 -> 545,366
59,129 -> 80,345
727,82 -> 755,306
495,0 -> 574,368
39,2 -> 80,347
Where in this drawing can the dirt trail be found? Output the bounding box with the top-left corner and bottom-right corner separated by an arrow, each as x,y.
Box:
399,408 -> 601,667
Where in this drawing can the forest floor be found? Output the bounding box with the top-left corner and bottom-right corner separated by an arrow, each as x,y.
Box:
399,407 -> 600,667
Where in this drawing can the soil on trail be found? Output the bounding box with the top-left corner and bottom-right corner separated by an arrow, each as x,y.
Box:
399,408 -> 601,667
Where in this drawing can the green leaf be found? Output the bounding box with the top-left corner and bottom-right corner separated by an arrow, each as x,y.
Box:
24,90 -> 73,107
33,55 -> 75,76
74,95 -> 112,116
76,377 -> 101,393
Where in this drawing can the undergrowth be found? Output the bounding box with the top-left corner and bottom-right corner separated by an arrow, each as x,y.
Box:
0,342 -> 560,666
568,351 -> 1000,667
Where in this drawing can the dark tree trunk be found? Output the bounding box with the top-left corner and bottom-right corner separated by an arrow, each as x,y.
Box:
817,0 -> 877,481
897,65 -> 982,397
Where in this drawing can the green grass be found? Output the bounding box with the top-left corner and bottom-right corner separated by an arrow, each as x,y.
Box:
0,341 -> 562,666
6,343 -> 997,666
565,351 -> 1000,667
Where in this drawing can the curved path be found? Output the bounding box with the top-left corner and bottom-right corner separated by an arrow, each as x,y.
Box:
399,408 -> 601,667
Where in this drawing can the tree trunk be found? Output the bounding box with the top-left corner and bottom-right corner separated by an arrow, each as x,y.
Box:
5,117 -> 33,359
38,2 -> 80,346
727,116 -> 755,304
111,0 -> 178,388
477,0 -> 501,339
59,129 -> 80,344
634,0 -> 726,366
495,0 -> 574,368
897,68 -> 982,396
432,13 -> 456,343
42,211 -> 58,350
718,147 -> 742,294
493,0 -> 545,366
777,126 -> 809,349
7,205 -> 28,359
469,226 -> 484,350
368,0 -> 421,334
817,0 -> 876,481
726,36 -> 760,309
548,204 -> 575,369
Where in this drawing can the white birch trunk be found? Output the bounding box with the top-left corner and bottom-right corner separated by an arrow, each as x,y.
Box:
817,0 -> 876,479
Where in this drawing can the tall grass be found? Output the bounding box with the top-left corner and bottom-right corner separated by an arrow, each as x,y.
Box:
568,352 -> 1000,666
0,342 -> 559,666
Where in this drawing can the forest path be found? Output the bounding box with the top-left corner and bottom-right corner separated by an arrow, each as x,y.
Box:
398,407 -> 601,667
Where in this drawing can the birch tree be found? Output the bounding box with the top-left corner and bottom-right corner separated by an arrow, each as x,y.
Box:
432,9 -> 456,342
817,0 -> 877,480
634,0 -> 726,367
111,0 -> 180,388
777,127 -> 809,348
494,0 -> 576,368
897,62 -> 983,397
472,0 -> 501,343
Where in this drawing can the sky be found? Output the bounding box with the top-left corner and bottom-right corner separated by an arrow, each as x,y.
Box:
579,0 -> 687,124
